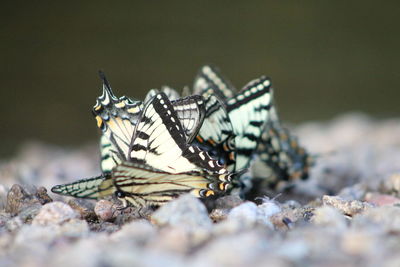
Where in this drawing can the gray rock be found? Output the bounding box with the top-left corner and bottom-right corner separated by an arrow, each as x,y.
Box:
151,194 -> 212,230
5,184 -> 52,217
322,195 -> 373,216
6,184 -> 40,215
32,201 -> 79,226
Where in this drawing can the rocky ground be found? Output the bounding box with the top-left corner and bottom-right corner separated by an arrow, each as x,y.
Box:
0,113 -> 400,267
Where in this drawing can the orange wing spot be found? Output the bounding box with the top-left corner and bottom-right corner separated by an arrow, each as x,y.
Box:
223,143 -> 229,151
196,135 -> 204,143
229,152 -> 235,161
207,139 -> 216,146
205,190 -> 215,197
95,116 -> 103,128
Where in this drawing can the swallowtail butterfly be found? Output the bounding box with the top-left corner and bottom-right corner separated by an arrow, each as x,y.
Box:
193,65 -> 312,190
93,73 -> 206,173
52,91 -> 233,208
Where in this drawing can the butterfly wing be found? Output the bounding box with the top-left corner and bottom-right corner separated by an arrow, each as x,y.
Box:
171,95 -> 206,143
51,174 -> 115,199
226,76 -> 273,170
112,161 -> 231,207
194,94 -> 236,171
93,73 -> 143,171
193,65 -> 236,99
256,106 -> 312,188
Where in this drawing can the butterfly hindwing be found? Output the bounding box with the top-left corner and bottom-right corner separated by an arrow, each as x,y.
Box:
51,174 -> 115,199
93,74 -> 143,169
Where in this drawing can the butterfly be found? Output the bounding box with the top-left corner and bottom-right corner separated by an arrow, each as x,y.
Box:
94,73 -> 205,173
193,65 -> 312,190
52,86 -> 233,208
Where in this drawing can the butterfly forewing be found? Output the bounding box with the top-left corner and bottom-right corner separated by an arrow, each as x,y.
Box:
129,93 -> 202,173
171,95 -> 206,143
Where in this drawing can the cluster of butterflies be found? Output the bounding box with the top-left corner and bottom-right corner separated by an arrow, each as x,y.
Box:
51,65 -> 313,209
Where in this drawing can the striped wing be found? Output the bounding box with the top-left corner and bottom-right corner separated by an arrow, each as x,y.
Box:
256,106 -> 312,188
171,95 -> 206,143
194,94 -> 236,171
51,174 -> 115,199
129,92 -> 226,174
193,65 -> 235,99
226,76 -> 273,170
112,161 -> 231,208
145,86 -> 181,103
93,73 -> 143,172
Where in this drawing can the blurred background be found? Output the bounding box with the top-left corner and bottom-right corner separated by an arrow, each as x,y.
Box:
1,1 -> 399,157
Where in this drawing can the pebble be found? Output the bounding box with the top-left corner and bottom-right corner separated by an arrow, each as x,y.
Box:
364,193 -> 400,206
381,173 -> 400,195
6,184 -> 40,215
68,199 -> 96,221
94,199 -> 118,222
322,195 -> 373,216
312,206 -> 347,229
0,184 -> 8,210
353,205 -> 400,232
151,194 -> 212,230
110,220 -> 155,245
32,201 -> 79,226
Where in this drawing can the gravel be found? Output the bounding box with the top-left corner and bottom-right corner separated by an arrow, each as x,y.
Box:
0,113 -> 399,267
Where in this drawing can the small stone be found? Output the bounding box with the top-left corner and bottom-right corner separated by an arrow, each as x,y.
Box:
338,183 -> 367,200
381,173 -> 400,195
340,229 -> 379,256
322,195 -> 373,216
5,216 -> 23,232
151,194 -> 212,230
365,193 -> 400,206
68,199 -> 96,221
94,200 -> 118,222
353,205 -> 400,232
6,184 -> 39,215
227,201 -> 259,227
110,220 -> 155,245
32,201 -> 79,226
209,208 -> 230,222
215,195 -> 244,209
18,203 -> 42,223
312,206 -> 347,229
59,219 -> 89,237
35,187 -> 53,205
0,185 -> 8,210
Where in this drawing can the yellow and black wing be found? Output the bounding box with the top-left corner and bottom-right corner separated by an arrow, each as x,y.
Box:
51,174 -> 115,199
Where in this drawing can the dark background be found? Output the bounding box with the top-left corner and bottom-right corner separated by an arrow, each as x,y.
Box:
1,1 -> 399,157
